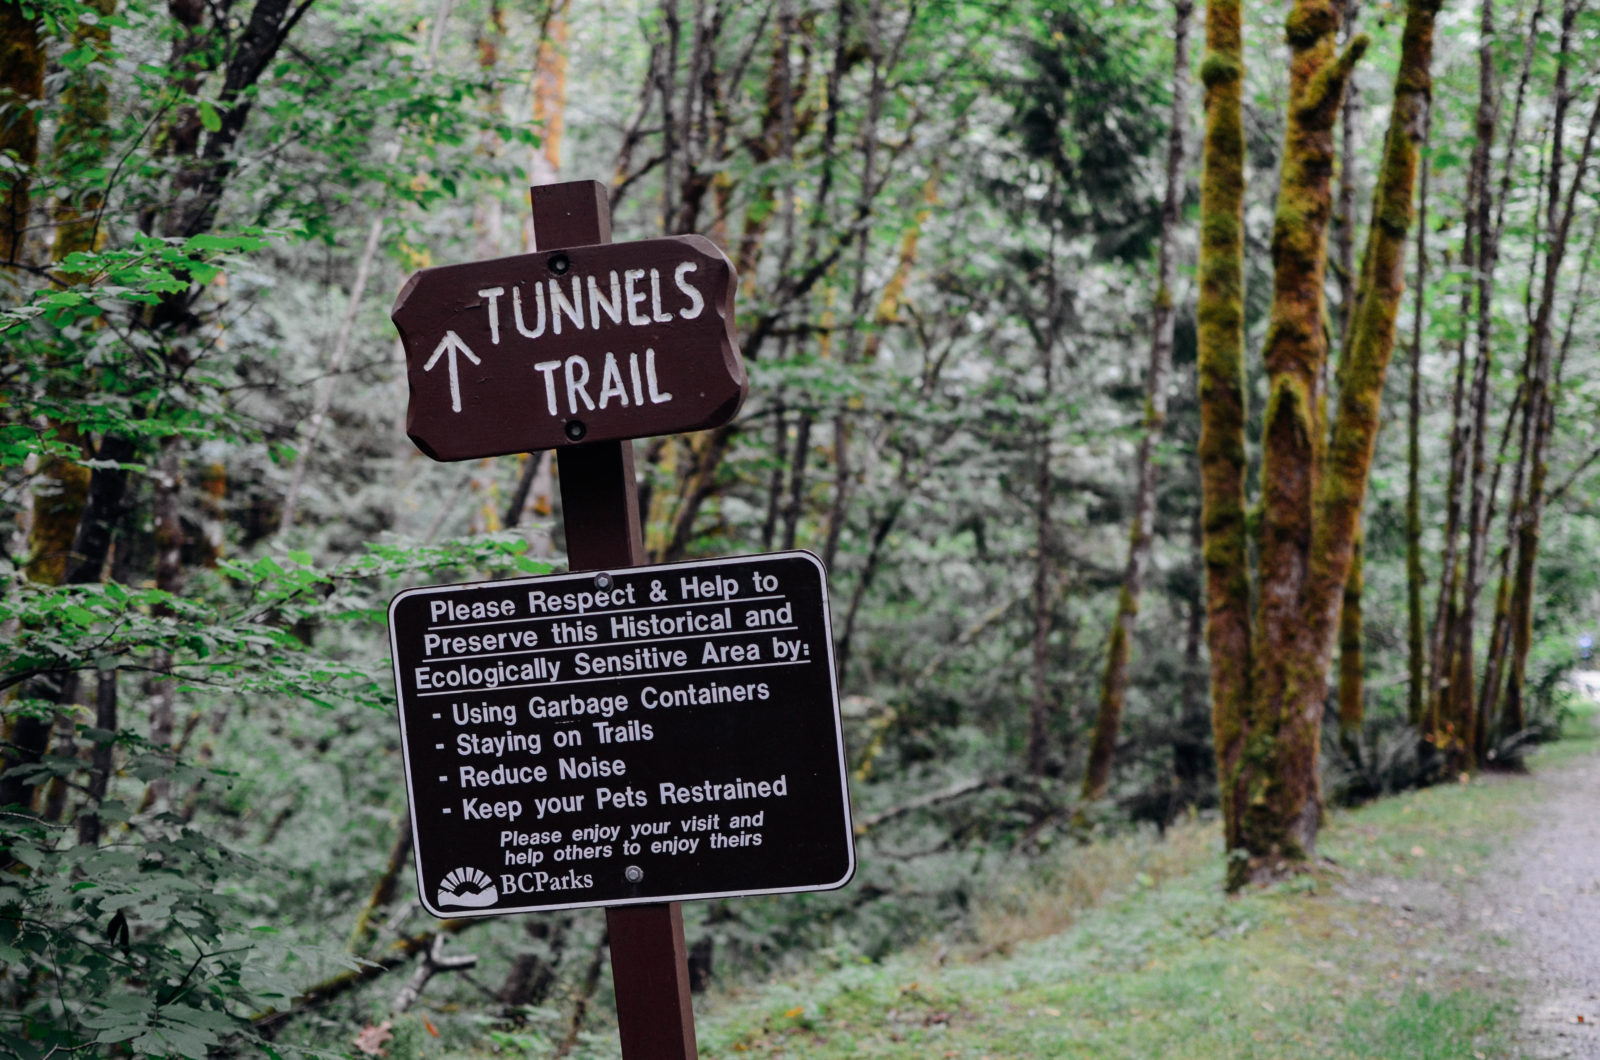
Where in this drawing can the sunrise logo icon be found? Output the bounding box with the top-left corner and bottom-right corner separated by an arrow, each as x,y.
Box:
436,866 -> 498,908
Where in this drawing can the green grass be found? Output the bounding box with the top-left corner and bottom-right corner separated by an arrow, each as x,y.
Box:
695,856 -> 1511,1059
688,709 -> 1600,1059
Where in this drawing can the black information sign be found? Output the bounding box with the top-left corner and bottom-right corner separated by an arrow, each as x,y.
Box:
387,551 -> 855,916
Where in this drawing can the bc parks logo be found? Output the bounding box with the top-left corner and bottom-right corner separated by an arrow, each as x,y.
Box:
435,866 -> 597,909
436,866 -> 499,909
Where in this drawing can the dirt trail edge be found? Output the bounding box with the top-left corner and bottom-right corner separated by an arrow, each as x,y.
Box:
1488,670 -> 1600,1059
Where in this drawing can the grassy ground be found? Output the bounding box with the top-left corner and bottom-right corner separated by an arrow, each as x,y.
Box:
691,700 -> 1600,1059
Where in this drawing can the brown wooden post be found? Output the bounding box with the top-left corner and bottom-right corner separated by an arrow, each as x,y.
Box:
532,179 -> 698,1060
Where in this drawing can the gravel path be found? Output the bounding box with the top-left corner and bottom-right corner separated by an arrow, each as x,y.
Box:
1489,671 -> 1600,1059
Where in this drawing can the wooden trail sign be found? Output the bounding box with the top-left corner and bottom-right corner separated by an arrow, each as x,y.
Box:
384,180 -> 843,1060
393,229 -> 745,461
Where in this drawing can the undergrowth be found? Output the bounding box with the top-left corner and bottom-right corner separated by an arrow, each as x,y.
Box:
443,694 -> 1600,1059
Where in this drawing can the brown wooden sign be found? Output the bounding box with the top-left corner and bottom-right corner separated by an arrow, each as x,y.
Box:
392,235 -> 746,462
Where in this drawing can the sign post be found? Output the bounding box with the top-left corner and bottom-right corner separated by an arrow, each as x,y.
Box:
388,180 -> 853,1058
538,181 -> 694,1060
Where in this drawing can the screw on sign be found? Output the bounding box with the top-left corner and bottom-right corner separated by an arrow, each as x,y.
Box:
392,232 -> 746,461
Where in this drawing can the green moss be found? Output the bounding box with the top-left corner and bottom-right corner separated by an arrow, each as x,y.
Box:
1284,0 -> 1337,47
1199,52 -> 1242,88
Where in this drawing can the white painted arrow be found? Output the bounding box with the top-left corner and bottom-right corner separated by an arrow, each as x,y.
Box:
423,331 -> 482,413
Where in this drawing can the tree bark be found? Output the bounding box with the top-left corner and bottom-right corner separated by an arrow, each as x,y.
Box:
1231,0 -> 1365,882
74,671 -> 118,847
1221,0 -> 1437,885
0,0 -> 44,268
1405,102 -> 1431,728
50,0 -> 118,268
1026,198 -> 1061,777
1336,526 -> 1365,757
1332,0 -> 1364,755
1501,81 -> 1600,740
1196,0 -> 1253,866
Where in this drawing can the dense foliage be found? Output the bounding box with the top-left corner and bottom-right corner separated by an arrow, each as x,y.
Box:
2,0 -> 1599,1054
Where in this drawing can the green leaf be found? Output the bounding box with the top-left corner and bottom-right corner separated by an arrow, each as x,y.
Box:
198,100 -> 222,133
63,604 -> 98,626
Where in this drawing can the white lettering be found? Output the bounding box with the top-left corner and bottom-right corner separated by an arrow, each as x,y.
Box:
565,355 -> 595,412
648,268 -> 673,323
597,352 -> 629,408
674,262 -> 705,319
624,269 -> 650,325
513,283 -> 546,338
588,271 -> 623,326
550,276 -> 585,334
478,287 -> 505,345
629,351 -> 645,405
646,349 -> 671,404
533,360 -> 561,415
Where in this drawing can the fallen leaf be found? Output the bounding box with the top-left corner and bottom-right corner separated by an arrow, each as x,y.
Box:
1410,846 -> 1427,857
785,1006 -> 804,1019
423,1015 -> 439,1037
353,1021 -> 393,1057
1043,1007 -> 1061,1017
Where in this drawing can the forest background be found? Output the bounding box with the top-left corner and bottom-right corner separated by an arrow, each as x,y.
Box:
3,0 -> 1600,1054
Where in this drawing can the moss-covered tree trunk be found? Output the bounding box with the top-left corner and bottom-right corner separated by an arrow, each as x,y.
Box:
1231,0 -> 1364,881
1196,0 -> 1253,863
1303,0 -> 1439,811
1211,0 -> 1438,886
1332,0 -> 1366,757
1083,0 -> 1192,802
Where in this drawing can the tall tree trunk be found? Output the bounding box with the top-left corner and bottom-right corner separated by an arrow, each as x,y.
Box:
1083,0 -> 1192,802
0,0 -> 44,269
1233,0 -> 1364,880
1444,0 -> 1504,769
1309,0 -> 1439,788
1026,414 -> 1055,778
1501,84 -> 1600,738
145,440 -> 186,812
1336,528 -> 1365,756
2,8 -> 113,813
51,0 -> 118,267
75,671 -> 118,847
1025,190 -> 1062,778
1332,0 -> 1364,754
1221,0 -> 1437,885
1405,101 -> 1431,728
1196,0 -> 1253,864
